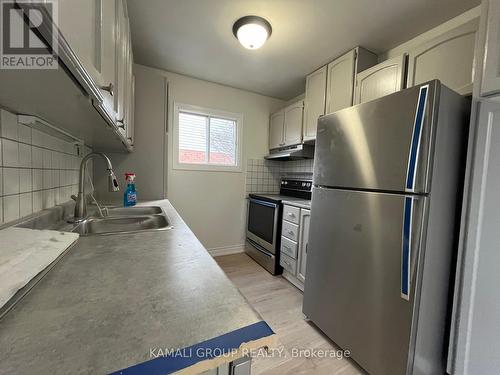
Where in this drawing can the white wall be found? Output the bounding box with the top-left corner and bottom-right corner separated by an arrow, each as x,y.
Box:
162,66 -> 284,252
94,64 -> 167,202
95,64 -> 284,253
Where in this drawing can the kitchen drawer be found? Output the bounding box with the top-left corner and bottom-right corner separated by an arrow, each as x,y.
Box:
281,236 -> 298,258
283,205 -> 300,224
282,220 -> 299,242
280,253 -> 297,274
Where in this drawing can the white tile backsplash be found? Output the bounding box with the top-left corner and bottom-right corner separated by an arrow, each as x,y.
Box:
19,143 -> 31,167
32,169 -> 43,191
3,168 -> 19,195
19,192 -> 33,217
32,191 -> 42,212
3,195 -> 20,222
19,169 -> 32,193
43,169 -> 52,189
245,158 -> 314,194
42,189 -> 54,209
31,146 -> 43,168
42,148 -> 52,169
2,138 -> 19,167
0,108 -> 89,224
18,124 -> 32,144
0,109 -> 19,140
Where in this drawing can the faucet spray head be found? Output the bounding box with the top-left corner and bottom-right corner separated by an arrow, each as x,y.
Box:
108,170 -> 120,192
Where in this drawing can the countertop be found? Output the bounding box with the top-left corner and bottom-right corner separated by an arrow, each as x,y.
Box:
0,200 -> 273,374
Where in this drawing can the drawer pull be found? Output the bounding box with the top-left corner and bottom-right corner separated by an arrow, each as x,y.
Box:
288,213 -> 296,217
288,231 -> 295,236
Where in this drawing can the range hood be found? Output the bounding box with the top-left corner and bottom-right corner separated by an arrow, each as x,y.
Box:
265,144 -> 314,160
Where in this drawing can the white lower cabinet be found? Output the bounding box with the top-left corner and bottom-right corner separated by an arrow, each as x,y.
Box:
297,209 -> 310,284
280,205 -> 310,290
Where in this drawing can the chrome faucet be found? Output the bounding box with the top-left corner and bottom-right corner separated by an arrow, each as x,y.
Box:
72,152 -> 119,223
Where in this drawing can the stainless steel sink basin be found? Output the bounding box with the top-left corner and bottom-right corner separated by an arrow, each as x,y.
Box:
104,206 -> 163,216
73,215 -> 171,236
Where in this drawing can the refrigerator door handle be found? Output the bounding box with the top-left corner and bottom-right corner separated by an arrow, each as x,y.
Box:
401,196 -> 414,300
405,84 -> 429,193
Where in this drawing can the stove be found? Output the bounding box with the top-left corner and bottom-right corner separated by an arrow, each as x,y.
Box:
246,178 -> 312,274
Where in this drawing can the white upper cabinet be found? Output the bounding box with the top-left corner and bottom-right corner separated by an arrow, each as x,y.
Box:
58,0 -> 115,109
480,0 -> 500,97
114,0 -> 134,143
56,0 -> 134,146
269,110 -> 285,150
407,19 -> 478,96
100,0 -> 117,115
326,50 -> 356,114
116,0 -> 128,134
303,66 -> 327,142
57,0 -> 102,80
326,48 -> 377,114
269,100 -> 303,150
355,54 -> 406,104
304,47 -> 377,142
283,101 -> 304,147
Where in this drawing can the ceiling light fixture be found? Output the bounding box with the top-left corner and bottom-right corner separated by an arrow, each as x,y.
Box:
232,16 -> 272,50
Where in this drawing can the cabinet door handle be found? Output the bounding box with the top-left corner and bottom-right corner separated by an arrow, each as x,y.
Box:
100,83 -> 114,96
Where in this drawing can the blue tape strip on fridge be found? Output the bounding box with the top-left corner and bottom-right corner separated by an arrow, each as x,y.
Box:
109,320 -> 274,375
406,85 -> 429,191
401,196 -> 413,300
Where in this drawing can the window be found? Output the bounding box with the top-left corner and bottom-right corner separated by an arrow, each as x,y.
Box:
173,103 -> 243,172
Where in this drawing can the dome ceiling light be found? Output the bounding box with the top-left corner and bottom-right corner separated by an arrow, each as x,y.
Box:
232,16 -> 272,50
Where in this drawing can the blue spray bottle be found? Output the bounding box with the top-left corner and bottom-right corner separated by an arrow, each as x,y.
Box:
124,173 -> 137,207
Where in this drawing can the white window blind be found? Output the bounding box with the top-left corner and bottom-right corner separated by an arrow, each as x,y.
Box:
178,111 -> 237,166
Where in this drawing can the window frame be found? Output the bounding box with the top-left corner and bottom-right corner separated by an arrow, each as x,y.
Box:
172,102 -> 243,172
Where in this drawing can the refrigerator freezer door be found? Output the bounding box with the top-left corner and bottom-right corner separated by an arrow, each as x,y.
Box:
314,82 -> 437,194
303,187 -> 426,375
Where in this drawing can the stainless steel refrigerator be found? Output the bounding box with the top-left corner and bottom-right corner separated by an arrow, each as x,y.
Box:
303,80 -> 469,375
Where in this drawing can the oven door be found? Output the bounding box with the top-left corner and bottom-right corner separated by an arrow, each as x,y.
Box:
246,198 -> 280,254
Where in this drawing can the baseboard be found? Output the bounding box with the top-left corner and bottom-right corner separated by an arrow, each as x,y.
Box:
208,244 -> 245,257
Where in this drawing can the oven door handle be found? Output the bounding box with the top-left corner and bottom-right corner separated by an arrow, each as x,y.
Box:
249,198 -> 279,208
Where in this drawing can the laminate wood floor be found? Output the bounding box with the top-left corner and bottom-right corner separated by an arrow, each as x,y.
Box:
215,253 -> 365,375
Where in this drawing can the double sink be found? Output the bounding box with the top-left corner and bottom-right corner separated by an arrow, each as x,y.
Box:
71,206 -> 171,236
